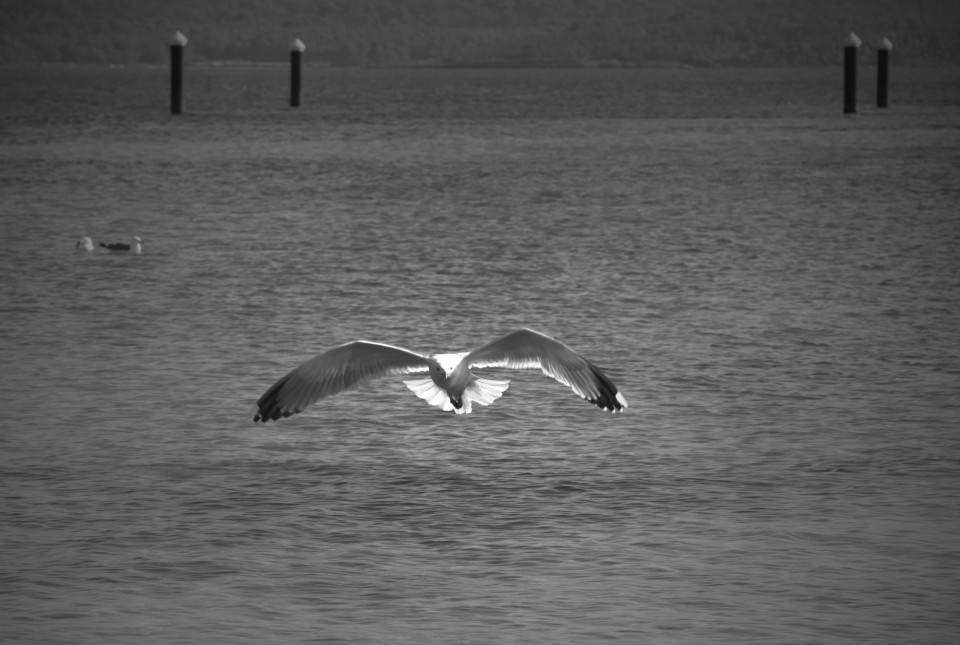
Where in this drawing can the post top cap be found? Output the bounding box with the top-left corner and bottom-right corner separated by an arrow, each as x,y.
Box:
843,32 -> 861,48
170,31 -> 188,46
290,38 -> 306,52
878,37 -> 893,51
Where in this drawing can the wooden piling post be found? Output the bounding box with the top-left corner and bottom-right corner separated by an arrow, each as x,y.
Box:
170,31 -> 188,114
290,38 -> 306,107
842,32 -> 861,114
877,37 -> 892,108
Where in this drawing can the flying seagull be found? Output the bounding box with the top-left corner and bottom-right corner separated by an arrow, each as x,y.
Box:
254,328 -> 627,421
100,236 -> 142,254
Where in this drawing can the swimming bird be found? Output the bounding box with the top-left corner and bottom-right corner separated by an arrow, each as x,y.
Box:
99,236 -> 142,254
75,236 -> 95,251
254,328 -> 627,421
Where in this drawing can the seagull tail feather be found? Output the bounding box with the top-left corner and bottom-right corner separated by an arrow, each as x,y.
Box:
403,377 -> 456,413
465,377 -> 510,409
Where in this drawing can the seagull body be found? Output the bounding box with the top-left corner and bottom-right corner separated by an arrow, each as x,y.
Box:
75,236 -> 95,251
254,328 -> 627,421
100,236 -> 142,254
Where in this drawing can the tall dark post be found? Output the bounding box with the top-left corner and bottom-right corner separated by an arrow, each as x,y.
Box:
877,37 -> 892,108
843,31 -> 860,114
843,32 -> 861,114
170,31 -> 187,115
290,38 -> 305,107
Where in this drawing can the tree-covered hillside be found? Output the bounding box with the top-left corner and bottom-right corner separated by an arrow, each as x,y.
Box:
2,0 -> 958,66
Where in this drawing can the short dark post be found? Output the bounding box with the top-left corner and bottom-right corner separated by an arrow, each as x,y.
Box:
290,38 -> 305,107
170,31 -> 188,114
877,37 -> 892,108
842,32 -> 861,114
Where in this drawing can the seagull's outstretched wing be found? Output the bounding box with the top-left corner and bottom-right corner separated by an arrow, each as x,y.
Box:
254,341 -> 431,422
466,328 -> 627,412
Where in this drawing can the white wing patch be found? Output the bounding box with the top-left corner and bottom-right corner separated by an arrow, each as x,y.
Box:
403,377 -> 455,412
614,391 -> 628,410
471,357 -> 543,370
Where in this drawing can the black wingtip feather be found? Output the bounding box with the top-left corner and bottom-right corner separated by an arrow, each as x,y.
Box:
254,373 -> 294,423
588,366 -> 625,412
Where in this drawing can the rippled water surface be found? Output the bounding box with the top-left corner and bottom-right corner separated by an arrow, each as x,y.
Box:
2,66 -> 960,644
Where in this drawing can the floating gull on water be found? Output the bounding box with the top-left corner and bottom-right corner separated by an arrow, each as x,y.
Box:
254,328 -> 627,421
75,236 -> 95,251
100,236 -> 143,254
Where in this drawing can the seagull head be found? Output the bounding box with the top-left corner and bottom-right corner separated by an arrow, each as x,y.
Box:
426,357 -> 450,383
431,353 -> 467,379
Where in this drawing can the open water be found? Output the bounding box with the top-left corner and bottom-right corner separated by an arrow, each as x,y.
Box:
1,66 -> 959,644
